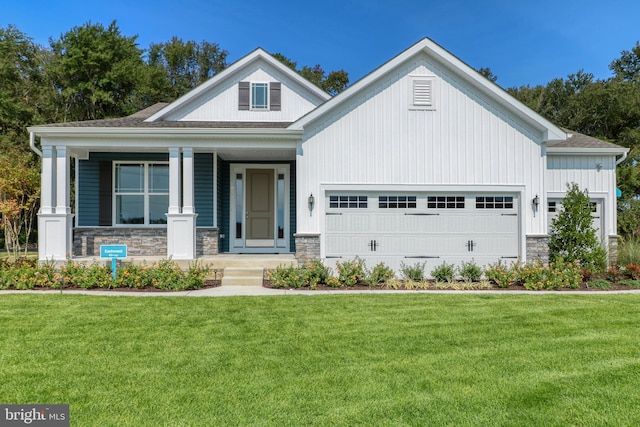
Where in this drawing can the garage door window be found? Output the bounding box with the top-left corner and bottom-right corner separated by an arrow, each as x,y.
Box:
476,196 -> 513,209
379,196 -> 417,209
329,195 -> 368,209
427,196 -> 464,209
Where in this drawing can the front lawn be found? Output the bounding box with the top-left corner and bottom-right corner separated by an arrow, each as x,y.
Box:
1,294 -> 639,426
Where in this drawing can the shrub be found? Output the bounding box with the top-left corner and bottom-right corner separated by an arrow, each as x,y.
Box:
547,258 -> 582,289
149,260 -> 186,291
434,281 -> 493,290
302,260 -> 330,286
623,263 -> 640,280
325,276 -> 342,288
431,262 -> 455,283
82,263 -> 112,289
518,260 -> 547,290
549,183 -> 607,270
618,279 -> 640,288
267,264 -> 307,288
183,261 -> 209,290
618,238 -> 640,266
400,261 -> 425,282
587,279 -> 612,290
485,260 -> 518,288
459,260 -> 482,282
116,263 -> 151,289
335,257 -> 365,287
604,265 -> 625,282
365,262 -> 395,286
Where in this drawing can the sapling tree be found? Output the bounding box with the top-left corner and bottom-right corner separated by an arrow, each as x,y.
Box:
549,183 -> 607,269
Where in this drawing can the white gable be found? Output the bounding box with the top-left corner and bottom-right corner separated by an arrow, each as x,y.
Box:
147,49 -> 330,123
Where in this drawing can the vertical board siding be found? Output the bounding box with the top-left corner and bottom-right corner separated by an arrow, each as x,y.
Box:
297,54 -> 546,235
166,64 -> 322,122
194,153 -> 214,227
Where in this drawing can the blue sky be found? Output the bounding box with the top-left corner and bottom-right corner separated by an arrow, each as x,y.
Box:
2,0 -> 639,89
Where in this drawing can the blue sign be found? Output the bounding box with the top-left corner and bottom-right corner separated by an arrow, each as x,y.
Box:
100,245 -> 127,259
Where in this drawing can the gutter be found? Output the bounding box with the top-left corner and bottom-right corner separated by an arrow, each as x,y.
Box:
29,131 -> 42,157
616,150 -> 628,165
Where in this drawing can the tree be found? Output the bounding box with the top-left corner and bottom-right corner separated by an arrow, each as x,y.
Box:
47,21 -> 146,121
610,42 -> 640,83
0,148 -> 40,255
548,183 -> 607,269
477,67 -> 497,83
274,53 -> 349,95
146,37 -> 228,101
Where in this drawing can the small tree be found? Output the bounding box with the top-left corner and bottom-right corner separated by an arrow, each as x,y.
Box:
549,183 -> 607,269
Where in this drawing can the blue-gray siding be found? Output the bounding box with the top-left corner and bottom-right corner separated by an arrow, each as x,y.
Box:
194,153 -> 214,227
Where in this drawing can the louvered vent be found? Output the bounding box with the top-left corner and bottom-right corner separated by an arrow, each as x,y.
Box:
413,80 -> 432,106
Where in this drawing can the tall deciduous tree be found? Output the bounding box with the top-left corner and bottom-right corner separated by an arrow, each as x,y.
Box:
47,21 -> 145,121
146,37 -> 228,101
274,53 -> 349,95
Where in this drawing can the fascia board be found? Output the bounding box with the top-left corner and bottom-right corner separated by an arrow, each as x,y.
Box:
144,48 -> 330,122
547,146 -> 629,155
291,38 -> 567,143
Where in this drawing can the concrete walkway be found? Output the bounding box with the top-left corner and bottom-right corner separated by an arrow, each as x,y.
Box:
2,286 -> 640,297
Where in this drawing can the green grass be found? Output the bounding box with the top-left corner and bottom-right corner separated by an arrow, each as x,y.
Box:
1,294 -> 640,426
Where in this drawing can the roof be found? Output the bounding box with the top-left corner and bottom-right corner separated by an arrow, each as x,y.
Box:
32,103 -> 292,129
289,38 -> 567,143
553,130 -> 625,149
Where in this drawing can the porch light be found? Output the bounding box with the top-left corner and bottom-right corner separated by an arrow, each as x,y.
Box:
308,193 -> 315,211
532,194 -> 539,208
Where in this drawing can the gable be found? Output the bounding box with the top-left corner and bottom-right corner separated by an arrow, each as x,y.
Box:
146,49 -> 330,124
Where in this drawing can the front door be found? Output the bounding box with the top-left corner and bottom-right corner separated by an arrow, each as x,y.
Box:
246,169 -> 274,247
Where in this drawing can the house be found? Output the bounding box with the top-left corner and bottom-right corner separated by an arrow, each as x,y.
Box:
29,38 -> 628,273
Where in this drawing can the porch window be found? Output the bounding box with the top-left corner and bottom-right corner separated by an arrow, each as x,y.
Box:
114,162 -> 169,225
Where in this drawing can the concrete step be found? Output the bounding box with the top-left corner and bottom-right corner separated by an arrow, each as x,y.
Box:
221,267 -> 264,287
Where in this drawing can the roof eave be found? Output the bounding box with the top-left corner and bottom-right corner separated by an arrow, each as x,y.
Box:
547,146 -> 630,155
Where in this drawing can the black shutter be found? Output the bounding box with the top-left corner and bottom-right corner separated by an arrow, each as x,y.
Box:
98,161 -> 112,226
269,82 -> 281,111
238,81 -> 250,110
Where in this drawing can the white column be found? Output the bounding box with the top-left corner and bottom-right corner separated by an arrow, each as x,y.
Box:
55,145 -> 70,214
182,148 -> 194,214
168,147 -> 181,214
40,146 -> 54,214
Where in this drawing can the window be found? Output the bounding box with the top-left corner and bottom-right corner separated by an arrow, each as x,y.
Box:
251,83 -> 268,110
476,196 -> 514,209
379,196 -> 417,209
427,196 -> 464,209
329,195 -> 367,209
548,201 -> 557,213
114,162 -> 169,225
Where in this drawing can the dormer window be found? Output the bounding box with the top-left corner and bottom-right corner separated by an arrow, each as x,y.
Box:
239,81 -> 281,111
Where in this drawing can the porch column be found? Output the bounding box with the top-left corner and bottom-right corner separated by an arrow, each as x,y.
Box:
166,147 -> 197,260
38,145 -> 74,261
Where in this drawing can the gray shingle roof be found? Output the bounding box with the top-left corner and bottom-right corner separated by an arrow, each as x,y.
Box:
554,130 -> 625,149
38,103 -> 293,129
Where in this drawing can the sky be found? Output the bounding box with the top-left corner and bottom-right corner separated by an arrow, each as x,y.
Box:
1,0 -> 639,89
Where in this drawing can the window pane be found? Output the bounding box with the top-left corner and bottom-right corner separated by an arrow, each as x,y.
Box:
149,164 -> 169,193
277,174 -> 285,239
235,174 -> 243,238
116,195 -> 144,224
116,164 -> 143,192
251,83 -> 268,109
149,195 -> 168,224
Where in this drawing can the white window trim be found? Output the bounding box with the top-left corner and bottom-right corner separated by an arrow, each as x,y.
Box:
113,161 -> 169,227
251,82 -> 269,111
409,76 -> 436,110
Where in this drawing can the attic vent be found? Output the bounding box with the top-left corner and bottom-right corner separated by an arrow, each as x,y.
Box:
413,80 -> 432,106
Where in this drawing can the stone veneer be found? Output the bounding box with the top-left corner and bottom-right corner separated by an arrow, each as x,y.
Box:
526,235 -> 550,264
74,227 -> 220,257
294,233 -> 320,262
608,235 -> 619,266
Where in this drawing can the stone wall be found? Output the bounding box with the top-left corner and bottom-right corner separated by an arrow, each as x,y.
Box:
294,233 -> 320,262
608,235 -> 620,266
526,235 -> 550,264
196,228 -> 219,256
74,228 -> 167,257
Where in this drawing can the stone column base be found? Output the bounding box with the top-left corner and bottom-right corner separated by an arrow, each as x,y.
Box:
294,233 -> 320,262
526,235 -> 550,264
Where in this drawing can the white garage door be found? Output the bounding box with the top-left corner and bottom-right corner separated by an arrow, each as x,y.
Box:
325,193 -> 520,274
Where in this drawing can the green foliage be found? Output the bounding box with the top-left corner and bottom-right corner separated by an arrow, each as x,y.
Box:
485,260 -> 519,288
364,262 -> 395,286
116,263 -> 152,288
549,183 -> 607,269
431,262 -> 455,283
335,257 -> 365,287
433,281 -> 494,290
267,264 -> 308,289
587,279 -> 612,290
301,259 -> 330,287
518,259 -> 583,290
618,279 -> 640,288
459,260 -> 482,282
617,238 -> 640,266
273,52 -> 349,95
400,261 -> 425,282
518,260 -> 548,290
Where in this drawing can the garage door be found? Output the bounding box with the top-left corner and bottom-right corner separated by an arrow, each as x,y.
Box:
325,193 -> 520,274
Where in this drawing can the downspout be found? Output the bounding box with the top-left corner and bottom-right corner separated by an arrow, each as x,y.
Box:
29,132 -> 42,157
616,150 -> 628,165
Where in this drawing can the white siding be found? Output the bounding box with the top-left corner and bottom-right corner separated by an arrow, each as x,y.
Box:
297,53 -> 547,241
165,62 -> 322,122
546,155 -> 617,238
